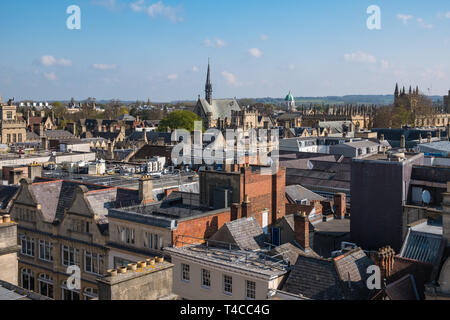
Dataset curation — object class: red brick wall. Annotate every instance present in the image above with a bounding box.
[172,209,232,247]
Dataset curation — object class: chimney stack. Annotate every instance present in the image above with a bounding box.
[374,246,395,280]
[427,132,432,143]
[139,175,154,204]
[334,193,347,219]
[28,162,42,181]
[294,212,309,249]
[400,135,406,149]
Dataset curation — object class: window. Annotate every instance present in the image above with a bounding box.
[61,281,80,301]
[39,240,53,262]
[182,264,190,282]
[113,257,135,269]
[62,246,80,267]
[84,251,102,275]
[21,269,35,291]
[18,134,22,143]
[7,134,11,143]
[246,281,256,300]
[201,269,211,288]
[126,228,135,244]
[154,234,159,249]
[223,275,233,295]
[6,111,13,119]
[38,274,53,298]
[72,219,83,233]
[20,235,35,257]
[84,287,98,300]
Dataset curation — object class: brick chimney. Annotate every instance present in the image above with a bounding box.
[294,212,309,249]
[139,175,153,204]
[231,203,242,221]
[334,193,346,219]
[242,195,252,218]
[28,162,42,181]
[373,246,395,280]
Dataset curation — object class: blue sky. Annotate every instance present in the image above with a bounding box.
[1,0,450,101]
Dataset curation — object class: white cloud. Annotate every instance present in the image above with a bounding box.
[93,64,117,70]
[260,34,269,41]
[192,66,199,72]
[44,72,57,81]
[130,0,145,12]
[397,14,413,24]
[40,55,72,67]
[288,64,295,71]
[221,71,237,85]
[91,0,124,11]
[147,1,183,22]
[381,60,390,70]
[446,12,450,19]
[204,38,227,48]
[167,73,178,80]
[344,51,377,64]
[248,48,263,58]
[416,18,433,29]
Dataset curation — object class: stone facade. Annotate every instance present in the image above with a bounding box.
[0,219,20,285]
[0,102,27,144]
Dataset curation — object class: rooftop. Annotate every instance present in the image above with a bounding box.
[165,243,289,279]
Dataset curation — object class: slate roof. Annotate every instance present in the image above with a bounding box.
[399,229,444,264]
[283,255,345,300]
[269,242,320,265]
[333,248,374,300]
[285,185,326,204]
[44,130,75,140]
[282,248,375,300]
[0,185,19,210]
[28,178,139,227]
[384,274,420,300]
[26,131,40,141]
[211,217,267,251]
[277,112,302,121]
[197,98,241,120]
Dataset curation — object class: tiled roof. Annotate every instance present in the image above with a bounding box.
[384,274,420,300]
[400,230,444,264]
[44,130,75,140]
[211,217,267,251]
[285,185,326,204]
[127,132,172,144]
[269,242,320,265]
[0,185,19,210]
[282,248,375,300]
[197,98,241,120]
[283,255,345,300]
[29,178,138,225]
[333,248,374,300]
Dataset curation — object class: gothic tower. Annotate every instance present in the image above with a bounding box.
[205,60,213,104]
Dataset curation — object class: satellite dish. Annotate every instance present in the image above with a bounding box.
[422,190,431,205]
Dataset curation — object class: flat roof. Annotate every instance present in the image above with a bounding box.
[165,244,289,278]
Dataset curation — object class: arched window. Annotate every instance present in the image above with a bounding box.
[83,287,98,300]
[21,268,35,291]
[38,274,53,298]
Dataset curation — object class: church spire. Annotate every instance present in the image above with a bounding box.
[205,58,213,104]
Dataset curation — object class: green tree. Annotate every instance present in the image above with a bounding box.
[158,110,202,132]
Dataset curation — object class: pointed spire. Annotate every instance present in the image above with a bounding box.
[395,83,399,97]
[205,58,213,104]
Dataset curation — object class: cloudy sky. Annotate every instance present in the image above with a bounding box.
[0,0,449,101]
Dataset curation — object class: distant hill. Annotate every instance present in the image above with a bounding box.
[251,95,443,106]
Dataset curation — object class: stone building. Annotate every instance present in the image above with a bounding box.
[0,99,27,144]
[9,177,141,300]
[193,62,242,129]
[0,215,20,285]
